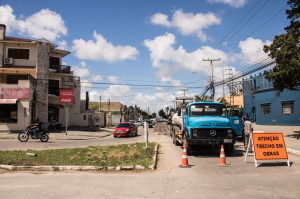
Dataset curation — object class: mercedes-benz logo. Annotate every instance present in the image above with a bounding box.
[210,130,217,136]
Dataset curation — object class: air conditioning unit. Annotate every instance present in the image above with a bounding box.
[4,58,13,65]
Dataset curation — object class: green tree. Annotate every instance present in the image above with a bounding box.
[263,0,300,91]
[89,103,99,111]
[158,109,167,119]
[141,111,149,119]
[194,95,212,102]
[151,112,157,118]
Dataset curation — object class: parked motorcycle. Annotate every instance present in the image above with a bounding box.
[48,121,62,131]
[18,125,49,142]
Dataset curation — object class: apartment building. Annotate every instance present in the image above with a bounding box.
[0,24,101,131]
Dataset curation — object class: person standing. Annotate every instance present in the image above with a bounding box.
[243,116,253,151]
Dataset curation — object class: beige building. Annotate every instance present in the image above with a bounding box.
[0,24,102,131]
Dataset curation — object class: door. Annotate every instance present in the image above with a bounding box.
[252,107,256,122]
[228,108,243,136]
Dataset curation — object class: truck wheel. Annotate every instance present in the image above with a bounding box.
[224,144,234,156]
[173,131,179,146]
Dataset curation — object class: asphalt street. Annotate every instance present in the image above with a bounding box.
[1,122,300,199]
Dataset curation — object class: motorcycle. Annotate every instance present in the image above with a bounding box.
[18,125,49,142]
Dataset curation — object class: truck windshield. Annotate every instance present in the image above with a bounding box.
[189,104,226,117]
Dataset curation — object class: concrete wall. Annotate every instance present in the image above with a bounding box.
[244,87,300,126]
[3,43,37,66]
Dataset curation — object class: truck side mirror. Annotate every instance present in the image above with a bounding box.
[177,108,181,116]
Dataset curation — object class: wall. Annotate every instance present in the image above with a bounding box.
[243,76,300,125]
[4,43,37,66]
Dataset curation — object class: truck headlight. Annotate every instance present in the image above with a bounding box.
[227,129,233,137]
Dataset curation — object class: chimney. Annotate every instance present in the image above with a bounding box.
[85,91,89,110]
[0,24,6,40]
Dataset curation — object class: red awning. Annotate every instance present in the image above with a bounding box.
[56,105,64,109]
[0,99,18,104]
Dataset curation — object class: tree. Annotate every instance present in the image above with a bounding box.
[89,103,99,111]
[263,0,300,91]
[194,95,212,102]
[165,107,170,116]
[158,109,167,119]
[151,113,157,118]
[141,111,149,119]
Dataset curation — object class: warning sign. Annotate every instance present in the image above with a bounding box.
[252,133,288,160]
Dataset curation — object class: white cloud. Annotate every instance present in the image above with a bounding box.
[150,9,221,41]
[102,85,131,99]
[234,37,272,65]
[57,40,68,50]
[207,0,248,8]
[73,62,90,78]
[144,33,228,87]
[0,5,16,33]
[132,93,157,110]
[108,76,119,83]
[91,75,103,81]
[0,5,67,41]
[72,31,139,62]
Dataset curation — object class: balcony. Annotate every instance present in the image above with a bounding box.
[49,65,71,74]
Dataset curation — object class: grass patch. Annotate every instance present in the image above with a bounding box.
[0,142,157,168]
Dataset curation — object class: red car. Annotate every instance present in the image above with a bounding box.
[113,122,138,138]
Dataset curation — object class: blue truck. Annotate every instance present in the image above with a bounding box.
[171,101,243,155]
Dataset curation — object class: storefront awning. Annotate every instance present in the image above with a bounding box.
[49,104,64,109]
[56,105,64,109]
[0,99,18,104]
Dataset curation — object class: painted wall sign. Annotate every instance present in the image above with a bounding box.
[0,88,30,99]
[59,90,74,104]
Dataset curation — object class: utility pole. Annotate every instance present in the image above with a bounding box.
[179,88,189,97]
[99,96,101,112]
[203,58,221,101]
[225,66,233,105]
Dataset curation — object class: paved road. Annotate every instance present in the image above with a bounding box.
[0,127,148,151]
[1,122,300,199]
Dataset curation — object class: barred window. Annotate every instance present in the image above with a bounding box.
[261,104,271,115]
[282,102,294,114]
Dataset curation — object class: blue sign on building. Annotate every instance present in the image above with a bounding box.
[243,74,300,126]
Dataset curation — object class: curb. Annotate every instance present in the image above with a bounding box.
[0,144,159,172]
[287,148,300,156]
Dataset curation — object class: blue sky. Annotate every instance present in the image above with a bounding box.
[0,0,290,113]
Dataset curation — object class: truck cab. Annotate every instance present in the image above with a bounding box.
[172,101,243,155]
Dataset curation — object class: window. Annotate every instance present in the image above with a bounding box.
[48,79,59,96]
[261,104,271,115]
[282,102,294,114]
[8,48,30,59]
[189,104,226,117]
[49,57,60,65]
[0,104,18,123]
[6,75,28,84]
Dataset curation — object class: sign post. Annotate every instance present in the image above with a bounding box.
[59,90,74,135]
[144,121,148,148]
[245,131,290,167]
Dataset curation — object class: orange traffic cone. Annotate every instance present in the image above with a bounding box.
[218,145,229,167]
[179,144,191,168]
